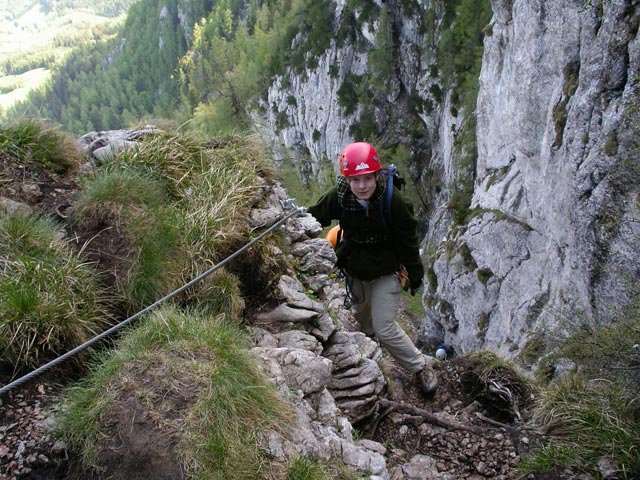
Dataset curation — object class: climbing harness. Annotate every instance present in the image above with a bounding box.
[0,199,306,397]
[340,270,365,309]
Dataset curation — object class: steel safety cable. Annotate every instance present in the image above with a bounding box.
[0,201,305,396]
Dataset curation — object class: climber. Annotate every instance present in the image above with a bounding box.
[308,142,438,395]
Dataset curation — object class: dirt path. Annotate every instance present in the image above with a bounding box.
[0,381,68,479]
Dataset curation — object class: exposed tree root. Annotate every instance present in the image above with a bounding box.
[378,399,483,434]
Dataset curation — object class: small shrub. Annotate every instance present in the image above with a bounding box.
[425,266,438,292]
[448,189,473,225]
[476,268,493,285]
[476,313,490,343]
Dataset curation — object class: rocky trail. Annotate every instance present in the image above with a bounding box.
[0,345,557,480]
[0,297,553,479]
[0,130,574,480]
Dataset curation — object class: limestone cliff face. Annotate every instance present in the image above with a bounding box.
[423,0,639,362]
[252,36,364,181]
[253,0,640,366]
[252,0,451,194]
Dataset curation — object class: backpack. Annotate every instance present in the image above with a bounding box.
[379,164,406,228]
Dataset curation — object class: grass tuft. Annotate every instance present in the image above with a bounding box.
[72,165,183,311]
[0,118,80,172]
[55,306,294,478]
[75,131,275,312]
[285,456,359,480]
[0,211,111,374]
[522,295,640,479]
[523,375,640,478]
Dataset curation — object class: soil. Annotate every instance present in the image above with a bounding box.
[0,152,81,221]
[0,151,580,480]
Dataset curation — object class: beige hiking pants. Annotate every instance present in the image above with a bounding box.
[349,273,425,374]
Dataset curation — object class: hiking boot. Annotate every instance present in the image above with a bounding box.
[416,364,438,395]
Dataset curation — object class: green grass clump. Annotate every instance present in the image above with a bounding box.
[119,131,207,198]
[523,376,640,479]
[72,130,277,316]
[0,118,79,172]
[183,268,245,321]
[516,443,577,476]
[105,131,274,273]
[0,211,110,373]
[73,165,183,311]
[521,297,640,479]
[56,305,293,479]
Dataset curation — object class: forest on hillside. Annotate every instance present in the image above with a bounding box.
[2,0,490,138]
[0,0,135,115]
[0,0,131,17]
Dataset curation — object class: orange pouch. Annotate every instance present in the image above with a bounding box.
[396,266,410,290]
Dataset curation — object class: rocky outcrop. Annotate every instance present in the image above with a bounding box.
[244,183,392,477]
[421,1,640,362]
[78,126,163,164]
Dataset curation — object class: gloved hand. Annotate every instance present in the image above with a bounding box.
[410,280,422,296]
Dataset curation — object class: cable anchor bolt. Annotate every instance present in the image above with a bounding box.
[281,198,306,216]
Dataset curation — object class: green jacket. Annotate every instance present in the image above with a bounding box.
[307,179,425,287]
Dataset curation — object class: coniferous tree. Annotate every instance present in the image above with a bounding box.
[368,4,395,95]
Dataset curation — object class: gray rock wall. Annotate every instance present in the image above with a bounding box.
[423,0,640,361]
[251,0,639,366]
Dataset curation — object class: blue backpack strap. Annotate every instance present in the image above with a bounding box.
[379,165,396,228]
[386,165,396,209]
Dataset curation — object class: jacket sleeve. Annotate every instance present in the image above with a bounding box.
[307,186,341,227]
[391,190,425,287]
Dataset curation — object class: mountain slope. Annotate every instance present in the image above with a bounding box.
[0,0,134,111]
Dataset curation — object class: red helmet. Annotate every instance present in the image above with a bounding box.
[339,142,382,177]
